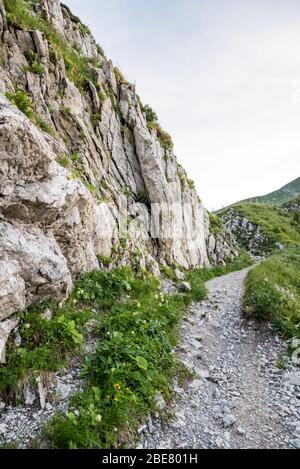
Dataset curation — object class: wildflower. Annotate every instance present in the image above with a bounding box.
[24,323,31,329]
[96,414,102,422]
[114,383,121,391]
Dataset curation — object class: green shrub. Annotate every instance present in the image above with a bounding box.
[143,104,158,124]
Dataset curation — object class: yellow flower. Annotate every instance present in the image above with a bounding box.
[114,383,121,391]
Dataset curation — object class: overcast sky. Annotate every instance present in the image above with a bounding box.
[65,0,300,210]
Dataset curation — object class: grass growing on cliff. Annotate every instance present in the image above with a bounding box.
[143,104,173,151]
[45,268,188,449]
[208,212,224,235]
[3,0,97,91]
[225,203,300,248]
[6,89,55,135]
[243,247,300,339]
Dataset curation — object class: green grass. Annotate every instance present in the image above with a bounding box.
[223,203,300,248]
[209,212,224,235]
[45,268,189,449]
[243,247,300,339]
[91,112,101,129]
[6,89,34,119]
[6,89,55,136]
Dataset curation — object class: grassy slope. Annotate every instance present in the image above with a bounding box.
[243,177,300,205]
[226,203,300,247]
[243,247,300,339]
[240,194,300,339]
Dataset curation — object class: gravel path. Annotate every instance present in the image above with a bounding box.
[139,268,300,449]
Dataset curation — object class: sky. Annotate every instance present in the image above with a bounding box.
[65,0,300,210]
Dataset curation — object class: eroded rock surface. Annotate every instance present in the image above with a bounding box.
[0,0,238,323]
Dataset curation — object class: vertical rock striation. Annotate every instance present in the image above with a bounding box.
[0,0,237,319]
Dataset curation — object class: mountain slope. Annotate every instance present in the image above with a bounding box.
[220,198,300,255]
[217,177,300,213]
[243,177,300,205]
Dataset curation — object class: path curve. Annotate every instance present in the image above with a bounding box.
[139,268,300,449]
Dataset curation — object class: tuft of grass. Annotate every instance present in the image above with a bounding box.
[143,104,158,123]
[135,190,149,205]
[142,103,173,151]
[148,121,173,151]
[243,247,300,339]
[209,212,224,235]
[114,67,130,86]
[6,89,55,135]
[57,155,71,168]
[91,112,101,129]
[24,50,45,75]
[6,89,34,119]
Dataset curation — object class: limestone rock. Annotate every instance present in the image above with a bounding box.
[0,316,19,363]
[180,282,192,292]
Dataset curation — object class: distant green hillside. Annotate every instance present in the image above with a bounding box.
[244,177,300,205]
[217,177,300,212]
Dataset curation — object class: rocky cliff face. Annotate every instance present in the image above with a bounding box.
[0,0,237,322]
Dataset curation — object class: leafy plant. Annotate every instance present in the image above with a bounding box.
[45,268,189,448]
